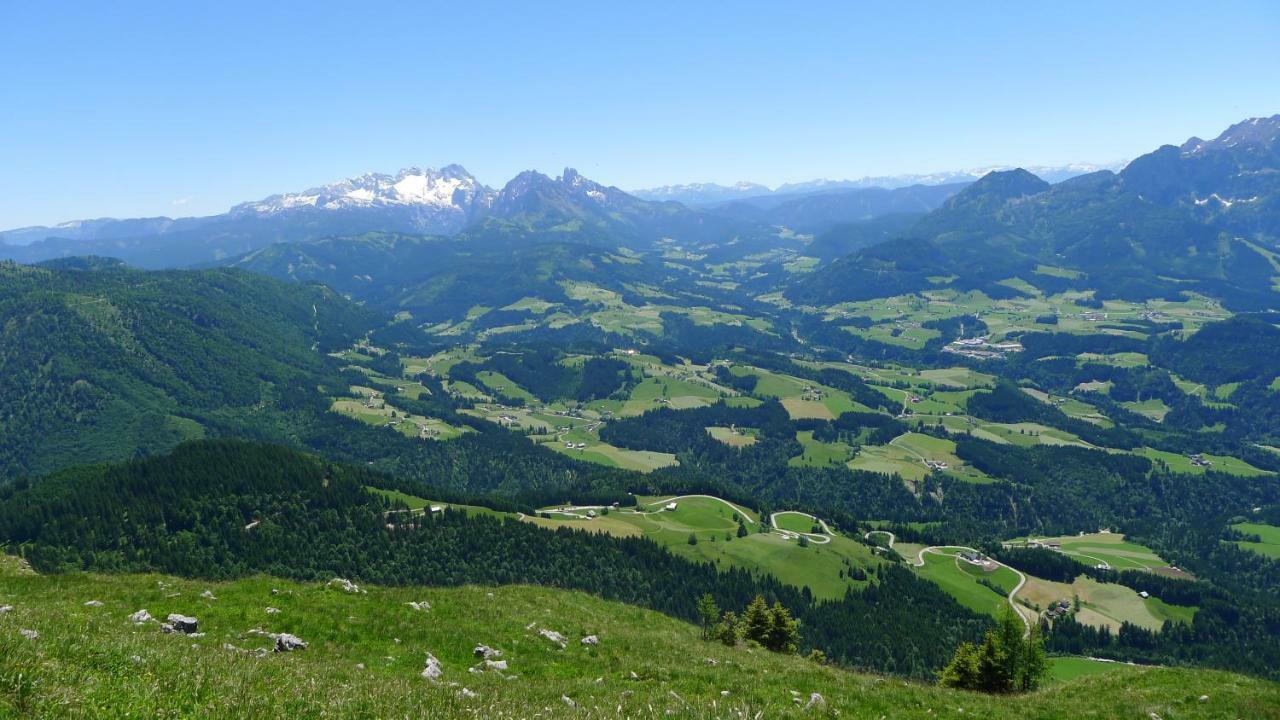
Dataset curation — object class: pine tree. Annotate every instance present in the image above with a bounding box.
[716,611,740,646]
[696,593,720,641]
[741,595,773,646]
[940,642,980,690]
[1020,622,1048,691]
[764,601,800,653]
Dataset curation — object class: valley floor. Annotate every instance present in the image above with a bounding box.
[1,562,1276,719]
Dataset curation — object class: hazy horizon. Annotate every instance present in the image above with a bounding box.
[2,1,1278,227]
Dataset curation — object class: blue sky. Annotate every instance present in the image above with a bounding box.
[1,1,1277,227]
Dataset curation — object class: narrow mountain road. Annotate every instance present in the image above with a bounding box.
[643,495,757,523]
[912,545,1032,636]
[768,511,832,544]
[863,529,896,549]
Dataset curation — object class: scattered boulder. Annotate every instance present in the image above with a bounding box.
[84,600,104,607]
[484,659,508,672]
[273,633,308,652]
[581,634,599,646]
[458,688,478,699]
[628,671,640,680]
[19,629,38,640]
[804,693,826,710]
[421,653,444,682]
[327,578,365,594]
[0,605,12,614]
[200,590,217,600]
[561,695,577,709]
[704,657,718,666]
[538,628,567,648]
[473,645,503,660]
[1199,695,1209,702]
[128,609,154,624]
[165,614,199,634]
[355,663,365,670]
[265,607,281,615]
[408,601,431,612]
[721,690,730,697]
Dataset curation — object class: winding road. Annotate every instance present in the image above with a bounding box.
[768,511,832,544]
[912,545,1032,636]
[642,495,757,523]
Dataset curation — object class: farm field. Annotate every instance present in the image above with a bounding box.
[366,488,508,520]
[730,366,873,419]
[911,551,1010,618]
[706,425,757,447]
[848,443,928,482]
[969,422,1092,448]
[526,496,878,600]
[1010,533,1173,572]
[789,431,854,467]
[1017,574,1191,632]
[1136,447,1269,477]
[1121,398,1171,422]
[1231,522,1280,559]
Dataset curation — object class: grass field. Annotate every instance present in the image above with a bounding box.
[1013,533,1172,572]
[911,551,1010,618]
[526,497,876,600]
[366,488,508,520]
[3,558,1273,719]
[788,431,854,467]
[1137,448,1269,477]
[1231,522,1280,559]
[1121,398,1171,422]
[1044,656,1125,685]
[848,443,928,481]
[474,371,538,403]
[970,422,1092,449]
[706,426,757,447]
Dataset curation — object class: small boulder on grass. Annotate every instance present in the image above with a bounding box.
[473,644,502,660]
[581,634,599,646]
[421,653,444,682]
[538,628,567,648]
[273,634,308,652]
[19,629,38,640]
[165,614,198,634]
[128,609,154,624]
[84,600,104,607]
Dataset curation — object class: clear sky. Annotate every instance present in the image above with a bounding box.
[1,1,1278,228]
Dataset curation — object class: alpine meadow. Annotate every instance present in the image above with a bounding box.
[2,3,1279,718]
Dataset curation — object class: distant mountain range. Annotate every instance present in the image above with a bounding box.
[0,164,964,268]
[787,115,1280,310]
[632,163,1124,205]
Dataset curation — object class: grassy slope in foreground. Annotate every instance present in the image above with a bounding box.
[1,563,1276,719]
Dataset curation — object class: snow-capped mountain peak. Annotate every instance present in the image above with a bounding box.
[233,164,494,215]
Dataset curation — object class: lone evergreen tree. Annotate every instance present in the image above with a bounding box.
[696,593,720,641]
[741,595,773,646]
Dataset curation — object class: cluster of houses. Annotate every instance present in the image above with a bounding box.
[1188,453,1213,468]
[801,385,826,402]
[925,459,950,471]
[564,441,588,450]
[1043,599,1072,621]
[943,336,1023,360]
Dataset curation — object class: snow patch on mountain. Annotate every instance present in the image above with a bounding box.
[234,165,494,215]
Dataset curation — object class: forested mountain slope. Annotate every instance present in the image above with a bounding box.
[787,117,1280,309]
[0,261,377,479]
